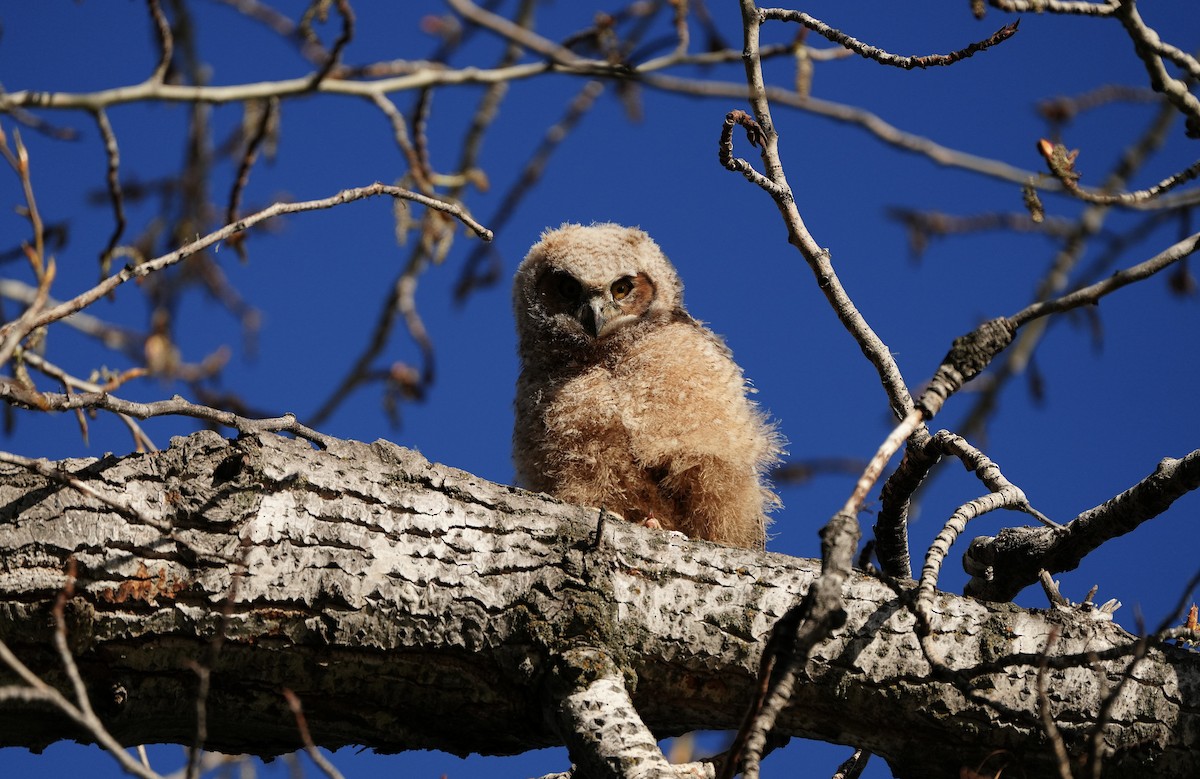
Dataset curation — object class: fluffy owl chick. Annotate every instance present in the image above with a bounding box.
[512,223,782,549]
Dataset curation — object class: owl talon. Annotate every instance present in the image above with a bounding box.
[640,515,663,531]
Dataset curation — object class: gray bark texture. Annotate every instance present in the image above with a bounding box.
[0,430,1196,778]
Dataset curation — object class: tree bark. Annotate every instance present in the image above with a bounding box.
[0,431,1195,778]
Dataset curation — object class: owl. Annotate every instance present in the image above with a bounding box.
[512,223,782,549]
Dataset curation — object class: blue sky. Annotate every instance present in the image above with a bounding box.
[0,2,1197,777]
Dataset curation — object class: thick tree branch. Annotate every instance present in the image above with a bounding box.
[0,431,1195,779]
[550,648,677,779]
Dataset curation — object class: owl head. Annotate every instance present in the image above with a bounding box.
[513,223,684,362]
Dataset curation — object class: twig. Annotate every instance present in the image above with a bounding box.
[0,127,47,280]
[367,92,430,191]
[455,80,605,301]
[1037,138,1200,205]
[772,456,867,484]
[1036,628,1075,779]
[307,0,355,89]
[446,0,594,68]
[0,565,164,779]
[0,28,1097,203]
[216,0,330,64]
[0,183,491,356]
[888,208,1077,259]
[1038,84,1160,128]
[986,0,1117,14]
[283,689,348,779]
[718,109,783,196]
[93,108,127,274]
[1010,230,1200,327]
[308,241,421,428]
[411,87,435,191]
[0,126,56,370]
[0,450,167,530]
[146,0,174,84]
[723,13,915,422]
[18,350,155,449]
[650,70,1060,189]
[954,97,1179,449]
[0,380,334,447]
[763,9,1019,69]
[224,96,279,260]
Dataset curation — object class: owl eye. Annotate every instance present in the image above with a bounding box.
[554,273,581,301]
[611,277,634,300]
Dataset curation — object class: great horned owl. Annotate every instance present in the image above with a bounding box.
[512,223,782,549]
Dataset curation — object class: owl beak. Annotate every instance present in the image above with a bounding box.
[578,296,621,338]
[578,297,608,338]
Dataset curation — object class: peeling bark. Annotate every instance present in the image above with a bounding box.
[0,431,1196,778]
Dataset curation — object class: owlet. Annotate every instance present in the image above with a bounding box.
[512,223,782,549]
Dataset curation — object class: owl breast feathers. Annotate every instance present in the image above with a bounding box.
[512,223,783,549]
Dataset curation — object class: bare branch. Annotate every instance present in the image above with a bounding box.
[724,11,915,424]
[0,380,333,447]
[1114,0,1200,137]
[1010,230,1200,327]
[763,9,1019,69]
[1037,138,1200,205]
[224,97,279,261]
[718,109,780,195]
[283,690,347,779]
[0,183,491,366]
[216,0,330,65]
[0,564,164,779]
[966,448,1200,601]
[985,0,1117,16]
[307,0,354,89]
[91,108,128,275]
[913,431,1056,624]
[446,0,594,68]
[456,80,605,302]
[146,0,174,84]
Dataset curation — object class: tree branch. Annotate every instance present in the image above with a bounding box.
[0,182,492,367]
[0,431,1195,778]
[966,448,1200,601]
[762,10,1019,69]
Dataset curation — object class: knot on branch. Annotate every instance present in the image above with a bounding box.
[918,317,1016,418]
